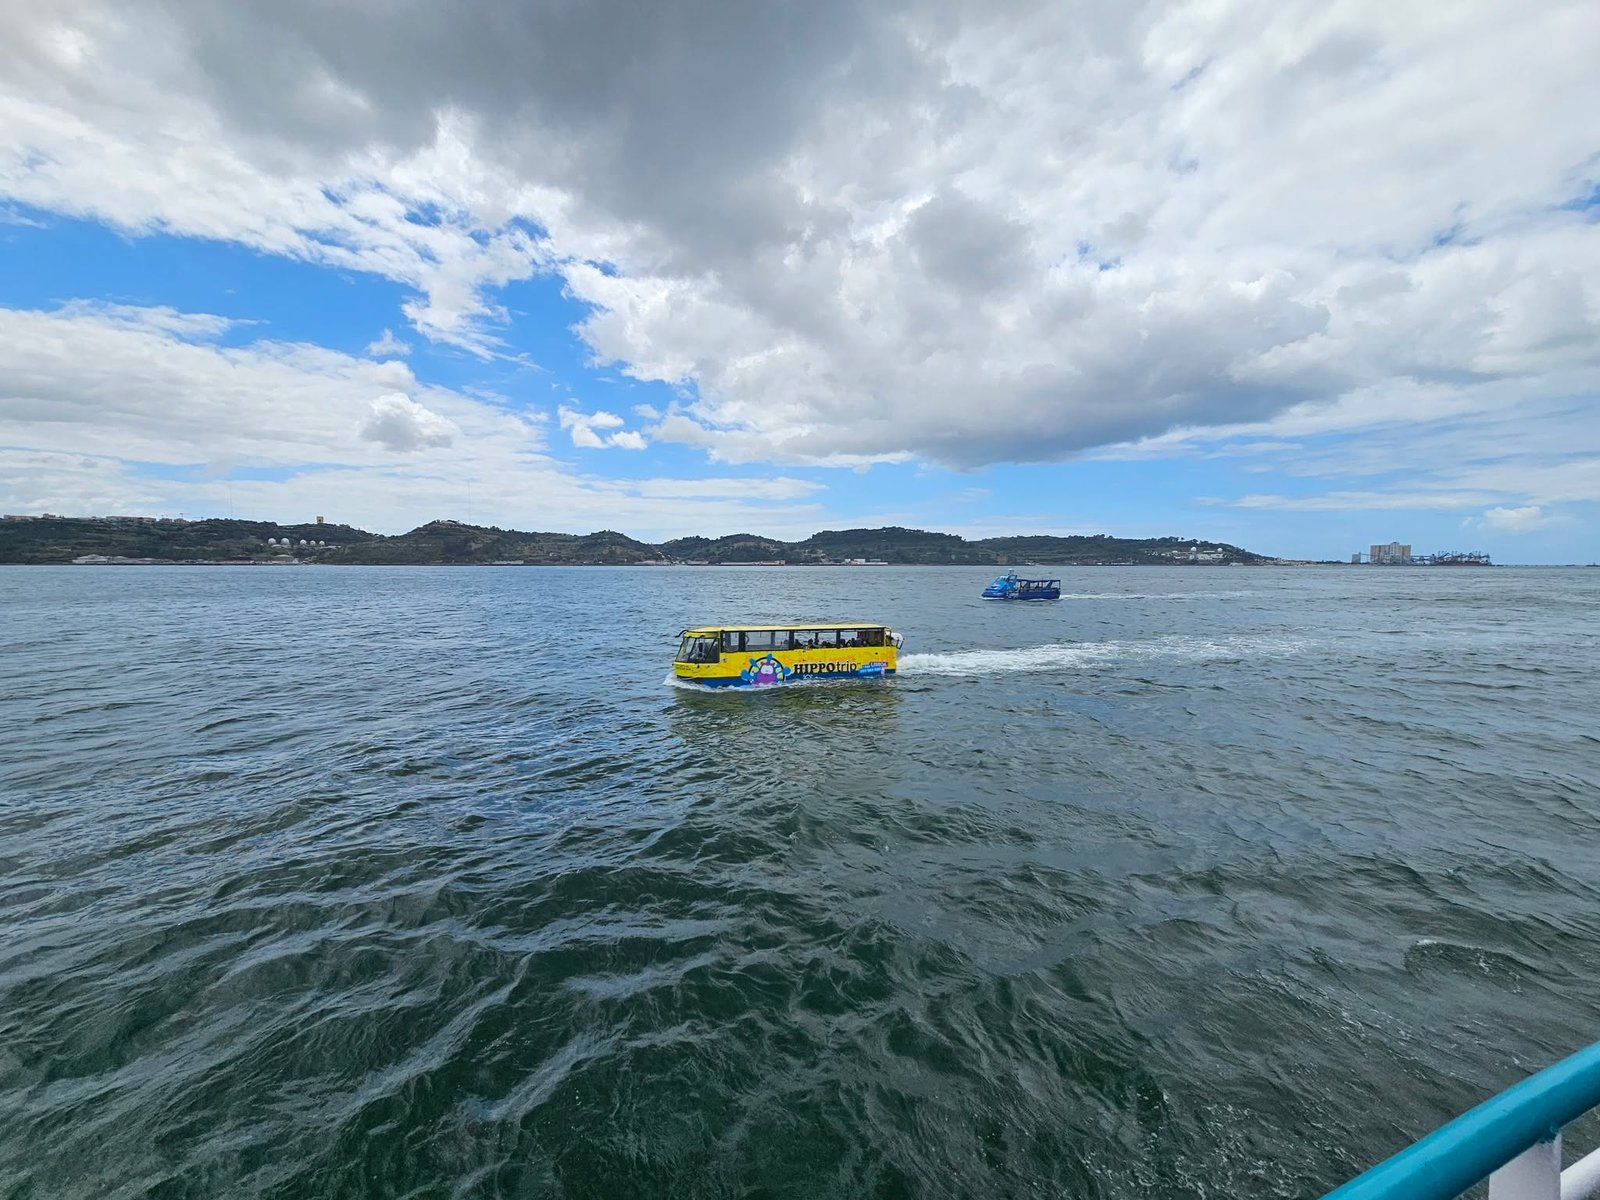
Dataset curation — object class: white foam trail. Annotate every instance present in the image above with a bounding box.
[1050,590,1258,601]
[664,673,747,694]
[899,635,1308,678]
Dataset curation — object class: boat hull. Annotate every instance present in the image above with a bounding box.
[674,647,896,687]
[678,666,895,688]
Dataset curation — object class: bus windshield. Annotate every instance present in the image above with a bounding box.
[676,635,721,663]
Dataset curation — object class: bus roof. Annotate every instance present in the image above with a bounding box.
[680,622,887,636]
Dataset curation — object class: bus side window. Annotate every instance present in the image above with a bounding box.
[862,629,884,647]
[812,630,837,648]
[722,631,740,653]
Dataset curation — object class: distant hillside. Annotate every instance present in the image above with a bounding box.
[797,526,971,562]
[0,515,373,563]
[657,533,790,562]
[973,533,1260,566]
[1,514,1268,566]
[315,523,1266,566]
[318,521,661,565]
[790,527,1264,565]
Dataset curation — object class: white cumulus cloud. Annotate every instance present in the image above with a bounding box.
[608,429,647,451]
[1478,505,1553,532]
[0,302,834,537]
[0,0,1596,509]
[365,328,412,357]
[359,393,457,452]
[558,404,642,450]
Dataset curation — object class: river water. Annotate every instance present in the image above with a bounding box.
[3,564,1598,1198]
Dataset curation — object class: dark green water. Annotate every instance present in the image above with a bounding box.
[3,565,1598,1199]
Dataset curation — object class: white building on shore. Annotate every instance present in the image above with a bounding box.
[1370,541,1412,564]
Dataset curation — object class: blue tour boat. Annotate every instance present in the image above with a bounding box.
[981,571,1061,601]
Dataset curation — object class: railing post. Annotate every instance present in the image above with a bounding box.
[1561,1146,1600,1200]
[1490,1135,1562,1200]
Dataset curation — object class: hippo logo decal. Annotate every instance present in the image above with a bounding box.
[740,653,793,686]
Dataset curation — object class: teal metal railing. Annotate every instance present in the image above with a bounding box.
[1324,1041,1600,1200]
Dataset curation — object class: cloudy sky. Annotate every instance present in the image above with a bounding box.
[2,1,1596,560]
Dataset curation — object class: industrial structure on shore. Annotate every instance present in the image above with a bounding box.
[1352,541,1492,566]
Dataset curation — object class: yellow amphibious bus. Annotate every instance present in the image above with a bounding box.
[673,623,902,688]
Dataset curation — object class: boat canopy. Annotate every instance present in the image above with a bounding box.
[680,622,890,636]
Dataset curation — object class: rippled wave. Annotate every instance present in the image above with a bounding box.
[2,564,1598,1198]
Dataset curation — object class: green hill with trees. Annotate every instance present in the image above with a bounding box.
[316,521,660,565]
[0,516,372,563]
[0,514,1268,565]
[657,533,791,562]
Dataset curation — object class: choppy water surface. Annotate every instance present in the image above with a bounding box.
[3,565,1599,1198]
